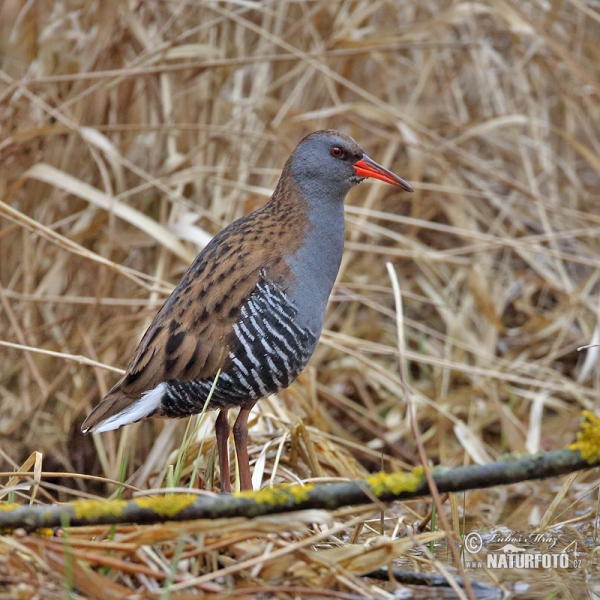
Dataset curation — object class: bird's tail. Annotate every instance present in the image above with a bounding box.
[81,381,166,433]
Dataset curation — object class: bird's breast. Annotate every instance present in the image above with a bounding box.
[282,201,346,335]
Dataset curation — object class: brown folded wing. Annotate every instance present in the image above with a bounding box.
[82,240,267,430]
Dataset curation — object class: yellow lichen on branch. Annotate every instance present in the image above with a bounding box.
[70,494,198,522]
[134,494,196,517]
[235,482,313,504]
[73,499,128,520]
[366,468,424,497]
[569,411,600,464]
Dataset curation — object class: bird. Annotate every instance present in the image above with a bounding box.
[81,129,413,493]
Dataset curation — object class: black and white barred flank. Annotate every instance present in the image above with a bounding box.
[159,279,317,418]
[90,280,317,431]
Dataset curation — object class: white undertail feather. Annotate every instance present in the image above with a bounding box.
[88,383,167,433]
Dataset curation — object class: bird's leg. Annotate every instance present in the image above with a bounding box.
[233,403,256,491]
[215,409,231,493]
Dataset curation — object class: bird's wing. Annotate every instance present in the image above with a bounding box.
[119,265,261,395]
[81,215,295,431]
[81,186,310,433]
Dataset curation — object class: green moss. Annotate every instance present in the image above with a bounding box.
[366,468,424,497]
[569,411,600,464]
[134,494,196,517]
[72,499,127,520]
[234,483,313,505]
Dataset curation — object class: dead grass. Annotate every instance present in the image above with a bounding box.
[1,0,600,597]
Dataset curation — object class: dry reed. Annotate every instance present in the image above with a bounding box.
[1,0,600,597]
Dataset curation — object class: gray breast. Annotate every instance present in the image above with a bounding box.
[284,200,346,334]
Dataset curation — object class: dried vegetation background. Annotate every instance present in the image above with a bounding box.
[1,0,600,598]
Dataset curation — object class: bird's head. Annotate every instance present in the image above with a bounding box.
[289,130,413,201]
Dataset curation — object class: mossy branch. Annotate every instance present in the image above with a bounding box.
[2,414,599,532]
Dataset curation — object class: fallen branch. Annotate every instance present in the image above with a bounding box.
[1,411,599,532]
[365,567,500,597]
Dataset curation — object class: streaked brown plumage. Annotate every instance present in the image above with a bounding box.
[87,175,306,420]
[82,130,412,492]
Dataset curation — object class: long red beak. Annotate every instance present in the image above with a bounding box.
[354,155,413,192]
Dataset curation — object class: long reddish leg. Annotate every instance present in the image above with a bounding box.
[233,404,256,491]
[215,410,231,493]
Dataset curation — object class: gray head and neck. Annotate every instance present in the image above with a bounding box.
[274,130,412,336]
[282,131,362,333]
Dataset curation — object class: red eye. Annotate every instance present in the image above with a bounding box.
[331,147,343,158]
